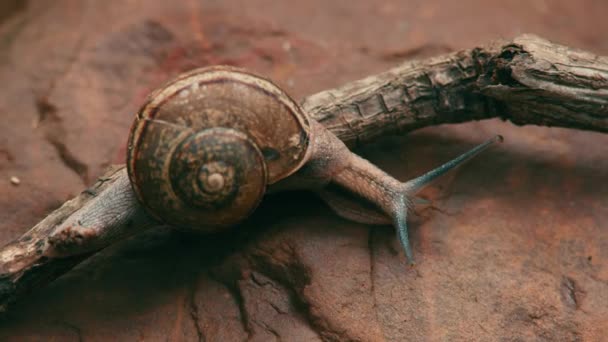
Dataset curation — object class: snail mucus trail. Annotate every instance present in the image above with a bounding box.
[127,66,502,265]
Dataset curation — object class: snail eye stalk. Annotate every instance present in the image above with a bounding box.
[395,135,503,265]
[403,135,504,194]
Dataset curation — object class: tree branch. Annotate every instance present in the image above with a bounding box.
[0,167,158,312]
[305,34,608,147]
[1,34,606,312]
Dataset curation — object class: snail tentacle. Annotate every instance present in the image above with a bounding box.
[394,196,414,266]
[321,134,502,264]
[403,135,504,194]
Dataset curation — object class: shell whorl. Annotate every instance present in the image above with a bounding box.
[127,66,311,230]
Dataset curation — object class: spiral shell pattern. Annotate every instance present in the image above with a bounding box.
[127,66,311,230]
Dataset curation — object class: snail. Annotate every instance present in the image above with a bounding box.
[127,66,502,265]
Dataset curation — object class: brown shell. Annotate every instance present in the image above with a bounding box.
[126,66,311,230]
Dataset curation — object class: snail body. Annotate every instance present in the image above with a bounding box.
[126,66,502,264]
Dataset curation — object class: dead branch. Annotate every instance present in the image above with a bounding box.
[306,34,607,147]
[1,34,606,313]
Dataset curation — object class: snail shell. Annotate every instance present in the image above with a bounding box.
[127,66,311,231]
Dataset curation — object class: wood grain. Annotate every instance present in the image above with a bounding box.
[1,34,606,313]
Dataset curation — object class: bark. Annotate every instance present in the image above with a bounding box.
[1,34,607,313]
[305,34,608,147]
[0,166,158,312]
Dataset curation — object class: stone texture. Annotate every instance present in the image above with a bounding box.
[0,1,607,341]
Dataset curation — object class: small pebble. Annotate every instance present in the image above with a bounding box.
[10,176,20,186]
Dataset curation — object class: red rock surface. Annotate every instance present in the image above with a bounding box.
[0,1,607,341]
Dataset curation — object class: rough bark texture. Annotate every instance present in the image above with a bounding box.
[0,166,158,312]
[2,33,606,316]
[1,1,607,341]
[305,34,608,147]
